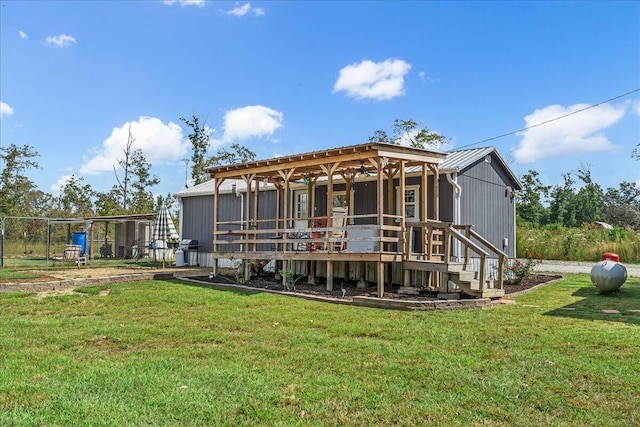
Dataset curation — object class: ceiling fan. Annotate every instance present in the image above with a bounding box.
[355,160,371,176]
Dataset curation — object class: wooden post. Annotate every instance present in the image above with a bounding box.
[242,174,255,254]
[275,182,282,251]
[398,160,406,286]
[421,165,428,254]
[429,164,439,221]
[479,255,486,292]
[377,163,385,297]
[327,260,334,291]
[253,177,260,252]
[377,261,385,297]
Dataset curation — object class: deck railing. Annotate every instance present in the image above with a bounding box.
[213,213,404,255]
[214,216,507,291]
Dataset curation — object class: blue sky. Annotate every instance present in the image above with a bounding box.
[1,0,639,200]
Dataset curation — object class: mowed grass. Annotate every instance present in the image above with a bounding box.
[1,276,638,426]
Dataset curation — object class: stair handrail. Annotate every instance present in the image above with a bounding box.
[404,220,508,291]
[451,224,508,289]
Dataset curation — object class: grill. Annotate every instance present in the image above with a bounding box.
[178,239,201,266]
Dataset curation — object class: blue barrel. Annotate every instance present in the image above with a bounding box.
[72,232,87,255]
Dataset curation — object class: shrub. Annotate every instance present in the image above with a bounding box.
[505,247,541,284]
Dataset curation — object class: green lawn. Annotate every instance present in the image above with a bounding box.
[1,275,638,426]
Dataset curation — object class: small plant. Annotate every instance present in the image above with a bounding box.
[232,260,250,285]
[504,247,542,284]
[278,268,305,291]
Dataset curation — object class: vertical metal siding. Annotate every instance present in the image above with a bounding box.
[439,179,454,222]
[181,195,215,252]
[458,155,516,258]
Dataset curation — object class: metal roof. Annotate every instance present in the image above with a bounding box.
[440,147,496,172]
[412,146,521,189]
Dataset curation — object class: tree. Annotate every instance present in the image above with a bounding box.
[0,144,41,217]
[516,170,550,225]
[573,165,604,225]
[128,149,160,213]
[110,127,160,213]
[603,181,640,227]
[113,126,135,210]
[181,115,214,186]
[209,142,256,167]
[94,187,125,216]
[548,173,577,227]
[57,175,95,217]
[368,119,446,149]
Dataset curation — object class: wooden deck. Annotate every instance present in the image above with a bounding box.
[213,216,506,298]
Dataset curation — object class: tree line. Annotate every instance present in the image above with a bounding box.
[517,147,639,229]
[2,113,637,231]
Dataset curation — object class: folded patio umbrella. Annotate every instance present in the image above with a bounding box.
[152,202,179,267]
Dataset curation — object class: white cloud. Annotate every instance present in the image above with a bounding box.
[513,103,627,163]
[220,106,284,142]
[0,101,14,117]
[19,30,28,39]
[45,34,76,48]
[418,71,438,84]
[80,116,188,176]
[163,0,205,7]
[333,58,411,101]
[225,2,265,17]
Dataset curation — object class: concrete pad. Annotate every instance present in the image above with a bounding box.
[602,309,621,314]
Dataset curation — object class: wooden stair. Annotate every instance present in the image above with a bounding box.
[447,269,504,299]
[404,221,507,299]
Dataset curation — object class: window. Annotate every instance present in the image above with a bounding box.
[333,192,347,209]
[294,191,308,219]
[397,185,420,220]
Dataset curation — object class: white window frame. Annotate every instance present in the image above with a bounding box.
[397,185,420,220]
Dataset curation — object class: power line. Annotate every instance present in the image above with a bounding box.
[455,88,640,150]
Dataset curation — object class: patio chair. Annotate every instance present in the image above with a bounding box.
[323,206,348,251]
[57,244,86,267]
[100,243,113,258]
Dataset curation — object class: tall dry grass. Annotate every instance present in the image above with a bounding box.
[517,224,639,263]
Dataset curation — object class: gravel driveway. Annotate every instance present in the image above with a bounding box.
[534,260,640,278]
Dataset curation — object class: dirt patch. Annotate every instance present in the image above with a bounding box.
[0,267,172,285]
[0,273,61,284]
[35,288,78,299]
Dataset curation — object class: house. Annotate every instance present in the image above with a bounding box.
[176,143,522,298]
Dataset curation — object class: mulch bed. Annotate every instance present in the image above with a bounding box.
[200,272,563,300]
